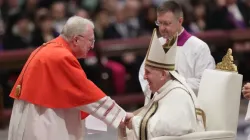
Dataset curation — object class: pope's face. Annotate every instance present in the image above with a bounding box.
[157,11,182,39]
[144,66,167,93]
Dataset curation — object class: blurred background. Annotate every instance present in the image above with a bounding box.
[0,0,250,139]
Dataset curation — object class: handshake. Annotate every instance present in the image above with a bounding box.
[120,112,134,129]
[118,112,134,139]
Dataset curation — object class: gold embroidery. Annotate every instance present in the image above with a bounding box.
[216,48,238,72]
[15,85,22,98]
[196,108,206,128]
[140,102,158,140]
[15,42,53,99]
[145,61,175,71]
[162,35,177,53]
[182,88,206,129]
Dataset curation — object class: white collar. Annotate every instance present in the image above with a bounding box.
[158,79,173,93]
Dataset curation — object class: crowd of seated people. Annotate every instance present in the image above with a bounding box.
[0,0,250,109]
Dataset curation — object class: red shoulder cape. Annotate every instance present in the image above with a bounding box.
[10,36,106,119]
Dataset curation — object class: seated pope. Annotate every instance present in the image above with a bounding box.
[120,29,206,140]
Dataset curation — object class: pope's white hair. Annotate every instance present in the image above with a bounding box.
[61,16,94,40]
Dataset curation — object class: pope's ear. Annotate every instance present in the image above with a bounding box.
[178,17,183,25]
[161,70,167,79]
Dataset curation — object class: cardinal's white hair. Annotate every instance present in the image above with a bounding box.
[61,16,94,40]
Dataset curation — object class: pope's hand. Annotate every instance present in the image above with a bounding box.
[126,118,133,130]
[125,112,134,123]
[125,112,133,129]
[119,112,134,127]
[243,83,250,99]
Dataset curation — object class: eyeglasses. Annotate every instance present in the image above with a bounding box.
[155,21,171,27]
[78,35,95,46]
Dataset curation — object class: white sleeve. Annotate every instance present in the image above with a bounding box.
[148,88,197,137]
[77,96,126,128]
[186,43,215,94]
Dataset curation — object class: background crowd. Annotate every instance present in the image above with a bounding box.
[0,0,250,109]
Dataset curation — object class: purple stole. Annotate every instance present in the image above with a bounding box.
[177,29,192,47]
[227,11,246,29]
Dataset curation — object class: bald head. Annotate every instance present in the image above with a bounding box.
[61,16,94,40]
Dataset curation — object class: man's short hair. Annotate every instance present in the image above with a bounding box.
[61,16,94,40]
[157,1,183,18]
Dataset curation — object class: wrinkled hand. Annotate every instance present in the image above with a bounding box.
[119,112,134,128]
[125,112,133,129]
[125,112,134,123]
[118,113,131,138]
[126,118,133,130]
[243,83,250,99]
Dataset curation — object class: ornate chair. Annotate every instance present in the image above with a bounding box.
[152,49,243,140]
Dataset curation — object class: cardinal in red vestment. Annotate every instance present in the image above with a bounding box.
[8,16,133,140]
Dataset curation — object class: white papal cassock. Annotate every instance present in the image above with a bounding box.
[121,29,205,140]
[126,79,205,140]
[139,28,215,105]
[8,96,125,140]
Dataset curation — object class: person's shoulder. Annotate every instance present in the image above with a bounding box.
[171,80,188,92]
[188,35,208,47]
[42,42,76,63]
[161,83,191,103]
[185,34,211,53]
[160,80,188,95]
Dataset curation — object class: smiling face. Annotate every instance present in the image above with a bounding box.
[144,65,170,93]
[157,11,183,39]
[156,1,184,39]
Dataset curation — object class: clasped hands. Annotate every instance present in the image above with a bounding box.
[120,112,134,129]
